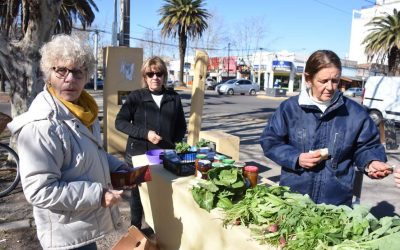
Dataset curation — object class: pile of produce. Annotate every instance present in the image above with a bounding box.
[191,166,246,211]
[191,170,400,249]
[175,141,191,153]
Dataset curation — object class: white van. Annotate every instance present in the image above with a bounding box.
[362,76,400,124]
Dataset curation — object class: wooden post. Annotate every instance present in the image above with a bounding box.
[187,50,209,146]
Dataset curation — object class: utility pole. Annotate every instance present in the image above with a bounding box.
[138,24,155,57]
[94,30,99,91]
[227,42,231,78]
[119,0,130,46]
[111,0,118,46]
[258,48,263,85]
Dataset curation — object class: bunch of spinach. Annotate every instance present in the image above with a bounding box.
[221,185,400,250]
[196,138,211,148]
[191,167,246,211]
[175,141,191,153]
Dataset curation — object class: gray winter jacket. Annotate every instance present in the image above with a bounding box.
[7,88,124,249]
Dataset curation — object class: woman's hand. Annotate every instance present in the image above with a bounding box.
[366,161,392,179]
[147,130,162,145]
[298,151,322,169]
[101,189,123,208]
[394,168,400,188]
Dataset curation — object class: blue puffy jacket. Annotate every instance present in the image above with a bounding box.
[260,89,386,206]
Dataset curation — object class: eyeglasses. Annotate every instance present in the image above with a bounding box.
[52,67,85,79]
[145,72,164,78]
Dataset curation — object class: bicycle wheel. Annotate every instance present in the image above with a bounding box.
[0,142,20,198]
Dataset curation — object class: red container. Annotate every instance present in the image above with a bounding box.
[243,166,259,188]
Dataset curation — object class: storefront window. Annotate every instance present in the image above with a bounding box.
[294,75,302,91]
[273,75,289,89]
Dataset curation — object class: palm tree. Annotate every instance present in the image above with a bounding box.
[0,0,97,117]
[159,0,210,84]
[363,8,400,76]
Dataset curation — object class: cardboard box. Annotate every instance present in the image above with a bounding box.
[112,226,159,250]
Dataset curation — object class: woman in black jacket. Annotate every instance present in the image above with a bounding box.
[115,56,187,230]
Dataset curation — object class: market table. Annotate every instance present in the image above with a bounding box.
[138,164,276,250]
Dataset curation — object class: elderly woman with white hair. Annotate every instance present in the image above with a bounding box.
[7,34,128,250]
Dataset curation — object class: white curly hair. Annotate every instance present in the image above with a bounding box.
[40,34,95,81]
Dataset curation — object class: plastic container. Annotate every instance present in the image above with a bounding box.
[178,151,197,162]
[214,154,227,162]
[145,149,164,165]
[222,158,235,166]
[233,161,245,173]
[211,162,224,168]
[195,154,207,177]
[197,160,211,179]
[243,165,259,188]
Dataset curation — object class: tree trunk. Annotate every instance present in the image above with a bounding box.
[0,69,5,92]
[178,28,187,85]
[0,0,62,118]
[388,46,400,76]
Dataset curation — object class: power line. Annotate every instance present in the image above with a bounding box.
[311,0,351,15]
[72,26,277,54]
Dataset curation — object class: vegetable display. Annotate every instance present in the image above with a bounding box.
[192,178,400,249]
[191,167,246,211]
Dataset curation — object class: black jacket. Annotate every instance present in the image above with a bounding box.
[115,88,187,161]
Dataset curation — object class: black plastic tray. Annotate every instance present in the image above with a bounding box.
[162,158,196,176]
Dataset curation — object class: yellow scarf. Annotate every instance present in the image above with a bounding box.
[48,85,99,128]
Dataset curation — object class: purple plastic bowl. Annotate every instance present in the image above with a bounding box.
[145,149,164,165]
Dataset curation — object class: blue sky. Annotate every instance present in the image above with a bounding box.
[91,0,374,58]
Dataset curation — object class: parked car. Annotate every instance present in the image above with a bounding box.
[362,76,400,125]
[215,79,260,95]
[85,78,104,90]
[166,80,175,90]
[343,87,363,97]
[205,77,217,90]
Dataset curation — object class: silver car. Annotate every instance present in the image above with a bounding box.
[343,87,363,97]
[216,79,260,95]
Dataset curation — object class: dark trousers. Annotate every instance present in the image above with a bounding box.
[125,152,144,228]
[130,185,143,228]
[72,242,97,250]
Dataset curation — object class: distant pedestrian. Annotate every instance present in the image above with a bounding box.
[260,49,392,206]
[7,34,133,250]
[115,56,186,231]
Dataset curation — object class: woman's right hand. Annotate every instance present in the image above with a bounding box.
[101,189,123,208]
[298,151,322,169]
[147,130,162,145]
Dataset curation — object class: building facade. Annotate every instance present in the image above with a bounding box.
[349,0,400,64]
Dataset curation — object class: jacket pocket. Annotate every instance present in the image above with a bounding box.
[49,209,72,224]
[57,211,71,224]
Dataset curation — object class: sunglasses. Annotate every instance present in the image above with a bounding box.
[145,72,164,78]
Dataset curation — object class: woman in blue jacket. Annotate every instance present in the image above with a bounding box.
[260,50,392,206]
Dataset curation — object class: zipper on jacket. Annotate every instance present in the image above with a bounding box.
[331,132,339,169]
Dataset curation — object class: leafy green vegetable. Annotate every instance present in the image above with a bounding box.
[191,167,246,212]
[175,141,191,153]
[196,138,210,148]
[191,170,400,249]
